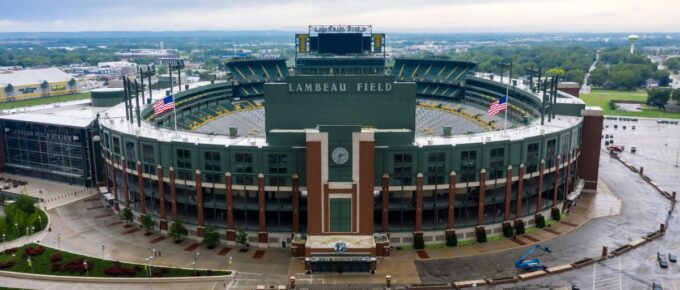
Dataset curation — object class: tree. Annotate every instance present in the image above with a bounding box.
[201,226,220,249]
[236,228,248,248]
[588,67,608,87]
[15,195,36,216]
[4,84,13,98]
[140,214,156,235]
[68,78,77,93]
[121,208,133,225]
[647,88,671,109]
[666,57,680,72]
[672,88,680,102]
[546,68,566,76]
[169,219,188,242]
[40,80,50,97]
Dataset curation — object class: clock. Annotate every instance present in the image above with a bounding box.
[331,147,350,165]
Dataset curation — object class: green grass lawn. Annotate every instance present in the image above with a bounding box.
[0,243,229,278]
[0,92,91,110]
[581,89,680,119]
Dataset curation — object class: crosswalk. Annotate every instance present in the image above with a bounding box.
[592,257,622,290]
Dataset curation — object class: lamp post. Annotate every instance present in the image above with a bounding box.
[192,251,199,276]
[2,233,5,243]
[83,259,89,276]
[101,242,106,259]
[25,226,30,243]
[146,256,154,290]
[27,257,33,273]
[14,222,18,236]
[38,216,42,230]
[57,234,62,249]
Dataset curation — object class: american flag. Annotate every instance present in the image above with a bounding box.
[488,95,508,116]
[153,95,174,115]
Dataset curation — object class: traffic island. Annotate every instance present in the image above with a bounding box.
[0,243,229,278]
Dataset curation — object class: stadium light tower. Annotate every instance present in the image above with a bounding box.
[628,35,639,54]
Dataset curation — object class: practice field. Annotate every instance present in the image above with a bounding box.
[580,89,680,119]
[0,92,91,110]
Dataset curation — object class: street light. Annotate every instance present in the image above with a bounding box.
[37,216,42,230]
[192,251,199,276]
[145,256,154,290]
[83,259,89,276]
[25,226,30,243]
[101,242,106,259]
[57,234,62,249]
[27,257,33,273]
[2,233,5,243]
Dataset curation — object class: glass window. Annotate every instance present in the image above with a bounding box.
[329,198,352,232]
[546,139,557,168]
[176,148,193,180]
[393,153,413,186]
[489,148,505,179]
[204,151,221,183]
[112,136,121,154]
[426,152,446,184]
[460,150,477,182]
[527,143,539,172]
[268,154,288,186]
[142,144,155,164]
[235,153,254,185]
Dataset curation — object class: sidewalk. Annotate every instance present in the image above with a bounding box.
[0,173,94,210]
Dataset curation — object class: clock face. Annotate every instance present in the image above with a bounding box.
[331,147,350,165]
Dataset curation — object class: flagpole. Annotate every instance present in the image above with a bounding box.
[504,62,511,131]
[172,92,178,134]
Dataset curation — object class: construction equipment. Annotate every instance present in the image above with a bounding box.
[515,244,552,271]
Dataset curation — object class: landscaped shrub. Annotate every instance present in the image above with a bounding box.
[4,247,18,254]
[502,223,514,238]
[104,261,139,277]
[413,235,425,249]
[62,258,91,274]
[50,253,63,263]
[23,245,45,257]
[476,228,487,243]
[50,262,62,272]
[446,233,458,247]
[551,208,562,221]
[0,260,15,269]
[536,215,546,228]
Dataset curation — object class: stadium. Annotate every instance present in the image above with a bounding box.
[44,26,601,272]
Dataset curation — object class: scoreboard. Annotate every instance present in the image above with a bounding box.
[296,25,385,55]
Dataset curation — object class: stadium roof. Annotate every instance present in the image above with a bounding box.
[0,67,73,87]
[0,99,107,128]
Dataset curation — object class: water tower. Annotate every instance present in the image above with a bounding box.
[628,35,639,54]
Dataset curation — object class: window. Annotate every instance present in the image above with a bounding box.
[489,148,505,179]
[393,153,413,186]
[142,144,155,164]
[103,132,110,150]
[460,150,477,182]
[112,136,121,154]
[235,153,254,185]
[560,133,570,162]
[204,151,221,183]
[268,154,288,186]
[426,152,446,184]
[329,198,352,232]
[527,143,539,172]
[176,149,192,180]
[546,139,557,168]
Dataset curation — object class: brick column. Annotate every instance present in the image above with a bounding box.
[111,157,118,211]
[257,173,267,245]
[564,153,572,195]
[580,109,603,191]
[121,157,129,208]
[446,171,457,239]
[477,169,486,226]
[536,160,545,220]
[136,161,145,214]
[292,174,300,233]
[225,172,235,242]
[553,156,561,208]
[169,167,177,220]
[514,164,525,228]
[157,165,167,230]
[381,173,389,232]
[102,154,110,189]
[195,170,205,236]
[503,165,513,222]
[413,173,424,243]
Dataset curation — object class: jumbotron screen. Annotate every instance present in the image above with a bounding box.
[317,33,365,55]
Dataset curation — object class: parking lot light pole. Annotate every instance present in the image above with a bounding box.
[57,234,62,249]
[101,242,106,259]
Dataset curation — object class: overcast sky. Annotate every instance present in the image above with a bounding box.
[0,0,677,33]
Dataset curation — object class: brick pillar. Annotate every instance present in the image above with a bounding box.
[195,170,205,237]
[292,174,300,233]
[102,154,109,189]
[564,153,572,196]
[169,167,177,220]
[477,169,486,226]
[446,171,457,239]
[111,157,118,210]
[121,157,129,208]
[503,165,513,222]
[157,165,167,230]
[580,109,603,191]
[381,173,389,232]
[136,161,145,214]
[225,172,235,242]
[514,163,525,227]
[415,173,424,232]
[257,173,268,245]
[536,160,545,219]
[553,156,560,207]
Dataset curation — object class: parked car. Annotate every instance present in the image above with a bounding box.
[632,126,636,130]
[669,253,677,263]
[659,257,669,268]
[608,145,624,152]
[653,281,663,290]
[631,145,637,153]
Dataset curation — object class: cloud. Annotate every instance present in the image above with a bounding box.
[0,0,679,32]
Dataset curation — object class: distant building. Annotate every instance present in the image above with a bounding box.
[0,67,77,102]
[557,82,581,98]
